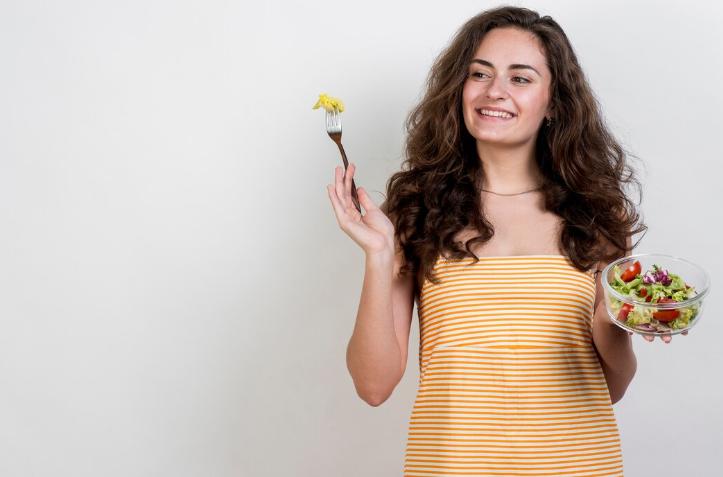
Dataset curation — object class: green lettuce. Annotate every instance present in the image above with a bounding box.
[626,307,653,326]
[669,305,699,330]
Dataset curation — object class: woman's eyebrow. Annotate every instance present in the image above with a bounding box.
[470,58,541,77]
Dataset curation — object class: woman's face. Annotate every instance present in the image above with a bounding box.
[462,27,553,148]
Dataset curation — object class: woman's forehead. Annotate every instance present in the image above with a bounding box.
[472,28,548,72]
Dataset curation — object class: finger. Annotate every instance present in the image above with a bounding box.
[682,330,689,336]
[661,335,671,344]
[334,166,347,209]
[327,183,369,237]
[627,331,633,336]
[357,186,377,212]
[327,183,346,221]
[643,335,654,342]
[343,163,355,208]
[328,180,354,224]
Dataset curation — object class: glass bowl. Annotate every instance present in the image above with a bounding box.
[601,253,710,336]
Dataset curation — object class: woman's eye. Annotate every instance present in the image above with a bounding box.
[469,72,489,79]
[469,72,530,84]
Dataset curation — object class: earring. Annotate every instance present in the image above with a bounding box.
[546,116,553,126]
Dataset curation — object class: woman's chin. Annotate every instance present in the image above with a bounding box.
[470,129,538,147]
[473,133,513,144]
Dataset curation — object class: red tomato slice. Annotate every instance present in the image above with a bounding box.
[653,310,680,322]
[620,260,641,282]
[618,303,634,322]
[653,297,680,321]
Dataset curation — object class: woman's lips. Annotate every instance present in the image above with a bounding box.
[476,108,516,121]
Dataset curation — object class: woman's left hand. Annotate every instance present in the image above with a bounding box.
[627,329,688,343]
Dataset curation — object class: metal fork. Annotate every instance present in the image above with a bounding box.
[325,110,362,213]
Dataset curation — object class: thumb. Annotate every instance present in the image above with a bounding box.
[357,187,377,211]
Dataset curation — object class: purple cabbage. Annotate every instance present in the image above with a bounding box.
[646,264,672,286]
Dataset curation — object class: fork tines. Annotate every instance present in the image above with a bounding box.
[325,110,341,133]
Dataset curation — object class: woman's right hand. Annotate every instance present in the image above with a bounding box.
[326,163,395,257]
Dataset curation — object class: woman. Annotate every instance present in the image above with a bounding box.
[327,6,682,476]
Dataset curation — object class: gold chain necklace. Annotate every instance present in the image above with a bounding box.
[480,185,543,196]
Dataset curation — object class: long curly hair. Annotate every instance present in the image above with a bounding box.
[379,5,647,301]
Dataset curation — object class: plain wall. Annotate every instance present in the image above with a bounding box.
[1,0,721,476]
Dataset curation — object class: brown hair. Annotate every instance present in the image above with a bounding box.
[379,5,647,300]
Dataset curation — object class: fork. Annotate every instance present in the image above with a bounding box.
[325,110,362,213]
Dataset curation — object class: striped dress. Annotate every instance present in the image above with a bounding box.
[404,255,624,477]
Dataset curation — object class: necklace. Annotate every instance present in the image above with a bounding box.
[480,185,543,196]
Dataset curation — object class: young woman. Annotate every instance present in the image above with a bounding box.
[327,6,683,476]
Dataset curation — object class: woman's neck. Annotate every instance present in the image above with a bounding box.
[476,142,543,194]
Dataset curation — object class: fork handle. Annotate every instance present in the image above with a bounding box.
[335,142,362,213]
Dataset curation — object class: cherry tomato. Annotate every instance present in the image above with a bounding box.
[620,260,641,282]
[637,287,652,302]
[653,297,680,322]
[618,303,634,322]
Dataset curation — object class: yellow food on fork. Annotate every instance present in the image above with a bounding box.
[312,93,344,113]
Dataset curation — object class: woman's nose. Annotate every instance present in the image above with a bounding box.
[485,75,508,100]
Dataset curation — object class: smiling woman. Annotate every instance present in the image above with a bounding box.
[327,4,651,477]
[379,7,647,293]
[462,27,553,161]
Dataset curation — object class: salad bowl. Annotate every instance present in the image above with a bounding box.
[601,253,710,336]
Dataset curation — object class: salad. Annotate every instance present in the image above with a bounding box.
[608,260,700,333]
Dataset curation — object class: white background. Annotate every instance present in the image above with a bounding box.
[1,1,721,476]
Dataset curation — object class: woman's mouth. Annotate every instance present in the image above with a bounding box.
[476,108,516,121]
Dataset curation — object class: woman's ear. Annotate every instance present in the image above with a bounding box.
[545,103,555,121]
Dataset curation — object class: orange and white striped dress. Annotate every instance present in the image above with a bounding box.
[404,255,624,477]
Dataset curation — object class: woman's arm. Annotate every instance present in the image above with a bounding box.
[591,237,637,404]
[591,299,637,404]
[346,248,415,407]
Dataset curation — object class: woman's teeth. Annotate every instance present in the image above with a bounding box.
[477,109,514,119]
